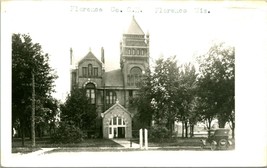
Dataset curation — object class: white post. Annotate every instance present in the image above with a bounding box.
[144,129,148,150]
[139,129,143,149]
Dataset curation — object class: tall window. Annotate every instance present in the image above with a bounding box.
[106,91,116,105]
[85,83,96,104]
[132,49,135,55]
[128,49,131,55]
[93,67,98,77]
[82,67,88,77]
[72,72,76,84]
[141,49,144,55]
[128,67,142,86]
[88,64,93,76]
[129,90,133,104]
[137,49,140,55]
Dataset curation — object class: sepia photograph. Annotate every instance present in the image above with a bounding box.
[1,0,267,167]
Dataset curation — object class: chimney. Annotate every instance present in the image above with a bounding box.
[101,47,105,64]
[70,47,73,65]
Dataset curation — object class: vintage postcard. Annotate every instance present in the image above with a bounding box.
[1,0,267,167]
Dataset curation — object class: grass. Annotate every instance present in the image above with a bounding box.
[148,137,204,147]
[12,136,122,148]
[12,136,123,153]
[46,147,142,153]
[12,136,235,153]
[12,147,42,154]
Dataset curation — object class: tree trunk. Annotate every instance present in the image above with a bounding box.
[49,125,52,137]
[31,72,35,147]
[207,118,212,137]
[218,117,227,128]
[169,119,173,138]
[181,121,184,138]
[20,118,25,147]
[231,121,235,139]
[190,124,194,137]
[185,121,188,138]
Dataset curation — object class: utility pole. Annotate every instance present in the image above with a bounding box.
[31,71,36,147]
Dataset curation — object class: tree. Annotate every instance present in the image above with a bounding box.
[132,56,180,136]
[131,68,154,129]
[176,63,198,138]
[134,56,200,138]
[151,56,180,136]
[197,42,235,137]
[60,87,97,133]
[12,33,57,146]
[35,97,60,137]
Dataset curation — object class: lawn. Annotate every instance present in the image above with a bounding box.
[12,137,123,153]
[148,137,204,147]
[12,136,235,153]
[12,147,42,154]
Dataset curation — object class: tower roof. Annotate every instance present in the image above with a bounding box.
[126,16,145,35]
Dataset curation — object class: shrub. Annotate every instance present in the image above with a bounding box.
[51,121,84,144]
[148,125,169,142]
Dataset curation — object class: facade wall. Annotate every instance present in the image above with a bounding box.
[102,105,132,139]
[70,17,148,138]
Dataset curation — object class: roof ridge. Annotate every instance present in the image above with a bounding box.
[78,50,102,65]
[101,102,133,117]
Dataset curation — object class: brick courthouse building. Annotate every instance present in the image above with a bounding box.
[70,17,149,138]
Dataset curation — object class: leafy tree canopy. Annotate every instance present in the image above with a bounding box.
[60,87,97,130]
[12,33,58,123]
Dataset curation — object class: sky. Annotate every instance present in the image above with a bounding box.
[2,1,240,102]
[1,1,267,167]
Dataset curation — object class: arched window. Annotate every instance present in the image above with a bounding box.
[85,83,96,104]
[106,90,117,105]
[128,49,131,55]
[128,67,142,86]
[82,67,88,77]
[88,64,93,76]
[130,67,142,75]
[141,49,144,55]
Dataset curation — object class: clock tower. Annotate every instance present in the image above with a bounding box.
[120,16,149,88]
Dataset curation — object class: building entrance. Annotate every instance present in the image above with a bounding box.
[108,116,126,138]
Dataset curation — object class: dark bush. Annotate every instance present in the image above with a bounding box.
[51,121,84,144]
[148,125,169,142]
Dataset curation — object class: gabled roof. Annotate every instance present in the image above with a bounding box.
[101,101,133,117]
[104,69,123,87]
[126,16,145,35]
[78,51,102,66]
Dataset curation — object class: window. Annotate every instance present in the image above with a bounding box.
[128,49,131,55]
[93,67,98,77]
[109,117,126,126]
[88,64,93,76]
[129,90,133,97]
[128,67,142,86]
[113,117,117,125]
[137,49,140,55]
[106,91,116,104]
[85,83,96,104]
[141,49,144,55]
[72,72,76,84]
[118,117,122,125]
[132,49,135,55]
[82,67,88,77]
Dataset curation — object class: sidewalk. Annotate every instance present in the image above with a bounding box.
[111,139,140,149]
